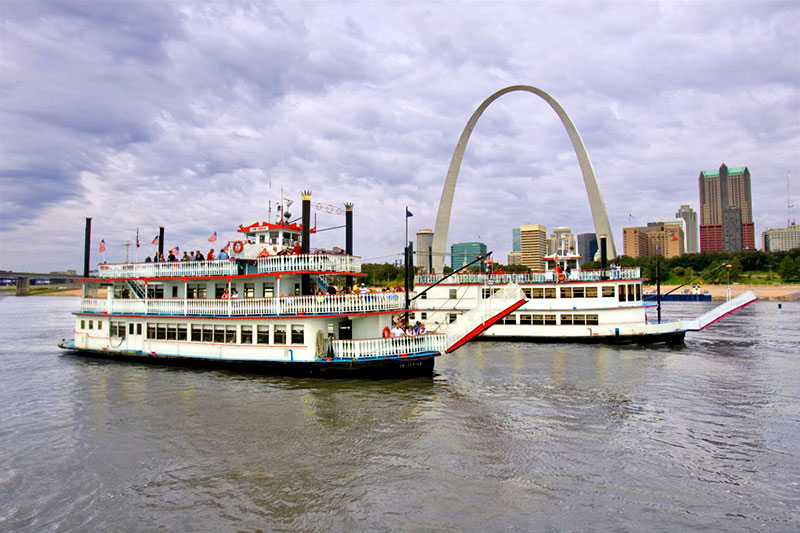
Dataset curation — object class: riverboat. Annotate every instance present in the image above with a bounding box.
[58,193,525,378]
[412,253,757,344]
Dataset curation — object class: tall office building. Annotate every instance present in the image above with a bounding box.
[659,217,688,254]
[416,229,434,273]
[548,227,576,255]
[623,223,684,258]
[507,251,522,265]
[699,164,754,252]
[450,242,487,270]
[512,228,521,252]
[577,233,598,263]
[762,224,800,252]
[520,224,548,270]
[675,205,699,253]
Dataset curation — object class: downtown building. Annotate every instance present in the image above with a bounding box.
[577,232,598,263]
[762,224,800,252]
[623,222,685,259]
[674,204,699,253]
[450,242,487,270]
[416,229,434,273]
[699,164,755,252]
[519,224,548,270]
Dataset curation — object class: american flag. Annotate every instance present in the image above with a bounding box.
[99,239,106,252]
[170,246,180,255]
[208,231,217,243]
[152,235,159,245]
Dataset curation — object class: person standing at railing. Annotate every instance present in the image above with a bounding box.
[391,324,405,337]
[218,248,229,260]
[231,289,239,298]
[207,249,215,260]
[194,250,205,261]
[291,241,302,255]
[221,288,229,299]
[180,251,191,261]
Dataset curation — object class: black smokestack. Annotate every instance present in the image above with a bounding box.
[301,191,311,295]
[345,203,354,289]
[158,226,165,258]
[83,217,92,277]
[600,235,608,270]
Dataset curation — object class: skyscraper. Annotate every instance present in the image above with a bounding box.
[512,228,521,252]
[520,224,547,270]
[577,233,598,263]
[623,223,684,258]
[548,227,575,255]
[450,242,487,270]
[416,229,434,273]
[675,204,699,253]
[699,164,754,252]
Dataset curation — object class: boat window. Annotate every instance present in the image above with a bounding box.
[244,283,255,298]
[215,284,227,299]
[522,288,532,299]
[561,287,572,298]
[544,288,556,299]
[256,325,269,344]
[586,286,598,298]
[111,321,125,338]
[177,324,187,341]
[188,284,207,299]
[573,315,586,325]
[97,321,102,330]
[202,325,213,343]
[561,314,572,325]
[167,324,177,341]
[482,288,491,298]
[214,325,225,343]
[573,287,585,298]
[80,320,85,330]
[148,323,157,339]
[618,285,626,302]
[263,285,274,298]
[420,292,427,299]
[172,286,178,298]
[519,314,533,325]
[636,284,642,301]
[544,314,556,325]
[420,312,427,320]
[274,325,287,344]
[602,286,614,298]
[587,314,599,325]
[241,325,253,344]
[147,286,164,299]
[500,315,516,325]
[448,313,457,324]
[260,234,266,243]
[627,284,635,301]
[129,323,135,335]
[137,323,142,335]
[191,325,202,342]
[226,325,236,344]
[531,287,544,298]
[156,323,167,340]
[291,325,304,344]
[532,314,544,325]
[88,320,93,330]
[449,289,457,299]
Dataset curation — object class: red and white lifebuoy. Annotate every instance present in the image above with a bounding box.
[232,240,244,254]
[557,272,566,282]
[382,326,391,339]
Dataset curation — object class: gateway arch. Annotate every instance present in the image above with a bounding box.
[431,85,617,272]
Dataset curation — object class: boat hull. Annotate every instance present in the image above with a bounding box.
[57,342,437,379]
[474,330,686,345]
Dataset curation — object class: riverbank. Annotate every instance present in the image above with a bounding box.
[644,283,800,301]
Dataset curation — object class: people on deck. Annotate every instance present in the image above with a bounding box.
[144,256,152,263]
[195,250,205,261]
[181,251,191,261]
[167,251,177,262]
[359,283,368,294]
[221,288,229,299]
[292,241,302,255]
[207,249,215,261]
[390,324,405,337]
[218,248,229,260]
[231,289,239,298]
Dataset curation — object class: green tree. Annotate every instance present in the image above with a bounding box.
[778,256,795,280]
[683,266,695,283]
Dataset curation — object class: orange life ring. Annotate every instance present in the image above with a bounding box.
[382,326,391,339]
[232,241,244,254]
[557,272,566,282]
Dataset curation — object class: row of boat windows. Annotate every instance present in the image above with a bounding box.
[479,284,642,302]
[497,313,600,326]
[115,284,282,299]
[102,320,305,345]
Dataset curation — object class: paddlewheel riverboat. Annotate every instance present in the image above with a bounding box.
[58,193,525,377]
[413,253,757,344]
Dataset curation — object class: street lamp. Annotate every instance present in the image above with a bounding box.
[725,263,732,301]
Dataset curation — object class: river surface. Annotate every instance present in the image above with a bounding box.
[0,296,798,531]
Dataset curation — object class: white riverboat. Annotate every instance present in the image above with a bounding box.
[59,194,525,378]
[412,253,757,344]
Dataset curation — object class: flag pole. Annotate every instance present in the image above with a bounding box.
[405,205,408,251]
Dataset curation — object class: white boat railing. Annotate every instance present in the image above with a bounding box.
[257,254,361,273]
[415,267,642,285]
[98,260,238,279]
[80,293,404,316]
[330,334,448,359]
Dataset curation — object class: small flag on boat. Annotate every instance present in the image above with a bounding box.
[208,231,217,243]
[152,235,159,245]
[170,246,180,255]
[136,229,140,248]
[99,239,106,252]
[406,208,413,217]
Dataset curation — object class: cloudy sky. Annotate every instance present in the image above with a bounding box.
[1,0,798,273]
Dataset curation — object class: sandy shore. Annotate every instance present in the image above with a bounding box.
[645,284,800,301]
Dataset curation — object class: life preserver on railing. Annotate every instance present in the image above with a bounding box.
[382,326,391,339]
[232,241,244,254]
[557,272,566,282]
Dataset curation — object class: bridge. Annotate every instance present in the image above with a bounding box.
[0,271,87,296]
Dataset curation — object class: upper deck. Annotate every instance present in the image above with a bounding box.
[97,254,363,280]
[415,267,642,285]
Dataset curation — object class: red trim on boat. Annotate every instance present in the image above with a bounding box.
[445,299,526,353]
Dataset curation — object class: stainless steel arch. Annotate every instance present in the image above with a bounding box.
[431,85,617,272]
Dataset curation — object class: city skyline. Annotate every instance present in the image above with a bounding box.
[1,1,798,272]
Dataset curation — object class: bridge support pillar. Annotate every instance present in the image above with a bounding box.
[16,277,30,296]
